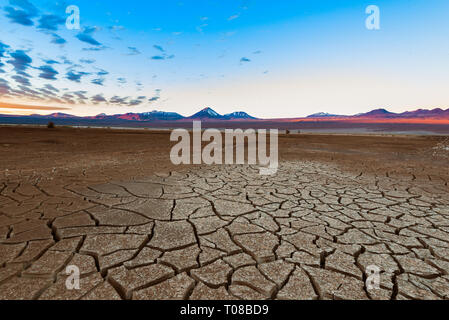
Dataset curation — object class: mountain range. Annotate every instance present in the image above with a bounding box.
[23,107,259,122]
[2,107,449,123]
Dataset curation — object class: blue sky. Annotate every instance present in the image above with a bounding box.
[1,0,449,118]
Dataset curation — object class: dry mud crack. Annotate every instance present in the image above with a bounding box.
[1,161,449,300]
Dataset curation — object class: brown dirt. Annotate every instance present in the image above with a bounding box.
[0,126,448,185]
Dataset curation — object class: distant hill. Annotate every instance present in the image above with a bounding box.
[356,108,396,118]
[399,108,449,119]
[351,108,449,120]
[30,113,80,119]
[305,108,449,120]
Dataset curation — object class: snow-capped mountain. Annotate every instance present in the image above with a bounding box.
[188,107,224,119]
[138,110,184,120]
[91,110,183,121]
[187,108,257,120]
[306,112,341,118]
[223,111,257,120]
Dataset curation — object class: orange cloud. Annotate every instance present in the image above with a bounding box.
[0,102,71,111]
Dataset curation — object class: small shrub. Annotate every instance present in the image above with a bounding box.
[47,121,55,129]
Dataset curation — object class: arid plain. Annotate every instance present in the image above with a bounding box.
[0,126,448,300]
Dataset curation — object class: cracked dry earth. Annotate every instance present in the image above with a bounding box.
[1,161,449,300]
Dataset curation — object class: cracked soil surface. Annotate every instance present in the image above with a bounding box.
[1,127,449,300]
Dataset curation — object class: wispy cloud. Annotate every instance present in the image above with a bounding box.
[150,52,175,61]
[228,14,240,21]
[8,50,32,73]
[38,65,59,80]
[82,46,109,52]
[108,25,125,31]
[127,99,143,106]
[153,45,165,52]
[148,89,161,103]
[4,0,38,26]
[91,94,107,103]
[11,74,31,86]
[61,93,76,104]
[196,23,208,33]
[127,47,141,55]
[96,69,109,76]
[66,70,90,82]
[80,58,96,64]
[43,58,60,65]
[0,41,10,58]
[91,78,105,86]
[43,84,59,92]
[50,33,66,45]
[110,95,129,104]
[38,14,65,31]
[0,79,11,95]
[73,91,88,101]
[76,27,102,46]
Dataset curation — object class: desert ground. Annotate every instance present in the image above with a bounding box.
[0,126,448,300]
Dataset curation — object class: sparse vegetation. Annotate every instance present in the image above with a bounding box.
[47,121,55,129]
